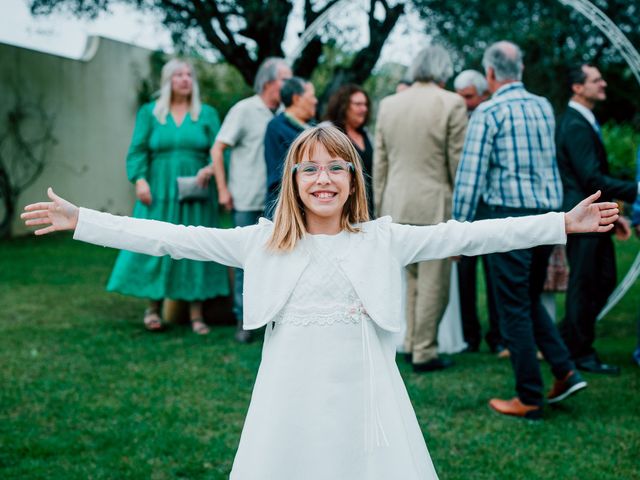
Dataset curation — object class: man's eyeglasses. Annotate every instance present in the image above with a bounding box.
[292,160,354,179]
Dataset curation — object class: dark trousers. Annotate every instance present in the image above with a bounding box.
[560,234,616,360]
[487,244,574,406]
[478,203,574,406]
[457,255,502,350]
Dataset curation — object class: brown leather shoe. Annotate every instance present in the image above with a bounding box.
[489,397,542,420]
[497,348,511,359]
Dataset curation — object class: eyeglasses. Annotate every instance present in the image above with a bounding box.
[292,160,354,179]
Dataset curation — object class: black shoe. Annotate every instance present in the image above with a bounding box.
[402,353,412,363]
[547,370,588,404]
[412,357,454,373]
[462,345,479,353]
[575,356,620,375]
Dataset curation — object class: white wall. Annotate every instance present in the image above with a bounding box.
[0,36,153,236]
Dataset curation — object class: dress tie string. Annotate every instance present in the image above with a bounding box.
[356,305,389,452]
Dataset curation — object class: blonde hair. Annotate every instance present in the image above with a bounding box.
[153,58,202,124]
[267,125,370,252]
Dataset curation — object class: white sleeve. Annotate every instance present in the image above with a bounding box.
[391,212,567,266]
[73,208,252,268]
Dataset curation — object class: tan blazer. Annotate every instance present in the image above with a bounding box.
[374,82,467,225]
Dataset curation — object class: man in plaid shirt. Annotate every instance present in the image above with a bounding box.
[453,41,587,420]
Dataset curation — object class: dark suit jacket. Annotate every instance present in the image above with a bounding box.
[556,106,637,212]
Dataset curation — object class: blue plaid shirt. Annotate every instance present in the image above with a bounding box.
[453,82,563,221]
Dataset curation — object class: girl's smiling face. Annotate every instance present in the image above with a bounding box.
[295,144,353,234]
[266,125,369,251]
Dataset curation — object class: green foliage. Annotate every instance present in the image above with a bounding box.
[195,63,253,119]
[308,40,356,103]
[412,0,640,126]
[601,123,640,181]
[30,0,403,104]
[2,234,640,479]
[136,50,166,107]
[310,41,407,123]
[363,62,408,125]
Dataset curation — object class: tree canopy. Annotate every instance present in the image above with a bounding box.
[30,0,404,104]
[413,0,640,125]
[29,0,640,124]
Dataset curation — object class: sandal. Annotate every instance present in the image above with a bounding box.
[191,318,210,335]
[143,308,164,332]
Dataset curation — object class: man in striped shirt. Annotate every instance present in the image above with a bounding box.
[453,41,587,419]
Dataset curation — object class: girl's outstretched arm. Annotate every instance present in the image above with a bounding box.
[392,190,618,266]
[22,188,251,268]
[21,188,79,235]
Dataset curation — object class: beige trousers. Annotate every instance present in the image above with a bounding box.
[404,258,451,363]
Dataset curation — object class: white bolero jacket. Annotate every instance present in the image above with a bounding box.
[74,208,567,333]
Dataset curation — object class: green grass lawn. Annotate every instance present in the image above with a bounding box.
[1,234,639,479]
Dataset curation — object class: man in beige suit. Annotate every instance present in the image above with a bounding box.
[374,45,467,372]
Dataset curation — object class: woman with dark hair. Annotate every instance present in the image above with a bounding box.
[324,84,374,216]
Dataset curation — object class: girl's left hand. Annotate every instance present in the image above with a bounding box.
[196,166,214,188]
[564,191,619,234]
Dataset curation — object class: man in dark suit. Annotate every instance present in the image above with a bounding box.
[556,63,639,375]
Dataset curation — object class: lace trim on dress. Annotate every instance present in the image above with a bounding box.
[276,303,368,326]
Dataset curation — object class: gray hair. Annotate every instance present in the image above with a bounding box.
[153,58,201,124]
[482,41,524,82]
[280,77,308,108]
[408,45,454,84]
[454,69,489,95]
[254,57,290,94]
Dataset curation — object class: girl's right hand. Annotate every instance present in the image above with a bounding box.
[21,188,79,235]
[135,178,152,205]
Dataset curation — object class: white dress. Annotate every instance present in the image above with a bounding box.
[437,263,468,354]
[230,233,439,480]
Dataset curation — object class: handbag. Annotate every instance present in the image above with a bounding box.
[176,176,210,202]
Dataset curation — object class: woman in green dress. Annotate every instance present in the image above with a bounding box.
[107,58,229,334]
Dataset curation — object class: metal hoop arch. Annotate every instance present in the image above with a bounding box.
[287,0,640,88]
[558,0,640,86]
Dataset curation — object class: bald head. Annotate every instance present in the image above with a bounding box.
[482,41,524,82]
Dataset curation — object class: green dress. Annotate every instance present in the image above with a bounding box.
[107,102,230,301]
